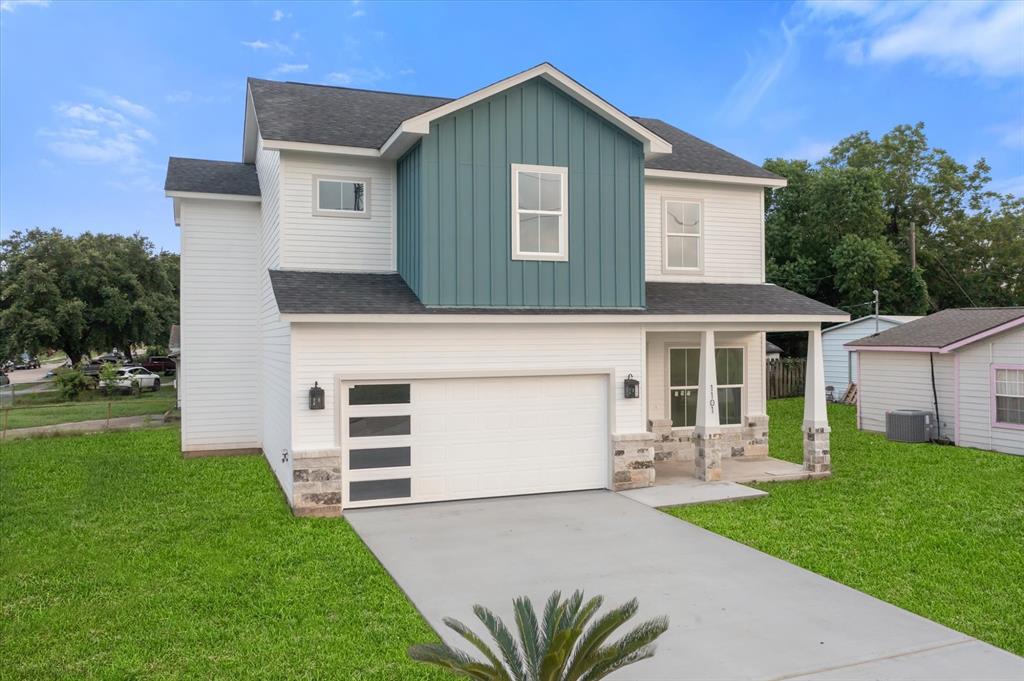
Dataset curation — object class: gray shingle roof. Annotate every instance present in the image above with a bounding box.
[269,270,845,317]
[249,78,451,149]
[847,308,1024,349]
[246,78,781,180]
[165,157,260,196]
[633,117,781,180]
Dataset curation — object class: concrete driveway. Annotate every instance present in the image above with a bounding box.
[347,490,1024,680]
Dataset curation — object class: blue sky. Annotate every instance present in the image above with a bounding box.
[1,0,1022,253]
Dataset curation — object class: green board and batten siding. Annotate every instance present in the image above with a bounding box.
[397,77,645,308]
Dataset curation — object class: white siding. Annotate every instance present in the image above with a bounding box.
[256,143,293,494]
[644,178,764,284]
[279,151,395,272]
[179,199,261,450]
[857,351,956,439]
[823,318,902,395]
[289,323,645,452]
[955,327,1024,456]
[645,331,766,424]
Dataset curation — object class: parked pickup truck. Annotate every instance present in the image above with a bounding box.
[142,356,176,375]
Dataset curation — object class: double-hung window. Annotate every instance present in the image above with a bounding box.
[668,347,744,427]
[994,366,1024,427]
[314,176,370,218]
[511,164,568,261]
[663,199,702,271]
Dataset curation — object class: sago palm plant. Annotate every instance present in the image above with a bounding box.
[408,590,669,680]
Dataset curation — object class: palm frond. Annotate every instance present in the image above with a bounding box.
[541,590,565,647]
[513,596,543,679]
[474,605,526,681]
[408,642,501,680]
[563,598,639,681]
[578,615,670,681]
[443,616,514,681]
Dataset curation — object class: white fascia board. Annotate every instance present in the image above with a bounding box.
[379,63,673,158]
[165,191,261,202]
[261,138,382,157]
[280,312,849,325]
[242,87,260,163]
[645,168,787,188]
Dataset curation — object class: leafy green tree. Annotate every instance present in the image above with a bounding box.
[0,229,179,364]
[409,590,669,680]
[765,122,1023,314]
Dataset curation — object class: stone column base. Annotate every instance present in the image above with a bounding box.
[694,430,726,481]
[292,449,343,516]
[612,432,656,490]
[803,426,831,474]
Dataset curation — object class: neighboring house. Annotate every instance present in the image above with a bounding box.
[765,341,783,362]
[822,315,921,396]
[164,63,847,516]
[847,308,1024,456]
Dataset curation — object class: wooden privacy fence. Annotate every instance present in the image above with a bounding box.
[767,358,806,399]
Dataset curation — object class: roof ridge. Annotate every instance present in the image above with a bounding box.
[249,76,453,101]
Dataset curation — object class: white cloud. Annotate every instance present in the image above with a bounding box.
[272,8,290,21]
[351,0,365,17]
[808,1,1024,77]
[165,90,193,104]
[325,67,391,86]
[721,22,799,124]
[989,122,1024,150]
[271,63,309,76]
[41,90,159,189]
[241,39,292,54]
[788,138,835,161]
[0,0,50,12]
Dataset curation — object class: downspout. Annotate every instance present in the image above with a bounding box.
[929,353,943,442]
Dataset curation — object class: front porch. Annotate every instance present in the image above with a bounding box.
[612,326,833,492]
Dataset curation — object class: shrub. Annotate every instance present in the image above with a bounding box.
[53,368,91,401]
[97,363,122,395]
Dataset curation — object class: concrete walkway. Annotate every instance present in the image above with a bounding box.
[347,490,1024,680]
[2,414,167,440]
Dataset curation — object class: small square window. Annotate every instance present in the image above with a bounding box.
[315,177,370,217]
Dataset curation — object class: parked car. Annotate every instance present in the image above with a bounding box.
[81,358,120,378]
[13,355,40,370]
[142,356,176,375]
[98,367,162,394]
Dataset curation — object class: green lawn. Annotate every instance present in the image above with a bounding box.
[0,428,444,680]
[3,384,177,430]
[668,398,1024,656]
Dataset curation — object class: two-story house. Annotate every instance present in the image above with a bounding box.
[165,63,847,516]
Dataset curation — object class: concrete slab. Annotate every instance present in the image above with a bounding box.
[347,490,1024,680]
[620,479,767,507]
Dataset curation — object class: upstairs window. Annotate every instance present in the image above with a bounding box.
[994,367,1024,427]
[663,199,702,271]
[511,164,568,261]
[315,176,370,218]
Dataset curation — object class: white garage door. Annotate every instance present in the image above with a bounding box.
[340,374,609,508]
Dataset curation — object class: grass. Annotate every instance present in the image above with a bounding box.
[0,428,445,680]
[2,384,177,430]
[667,398,1024,656]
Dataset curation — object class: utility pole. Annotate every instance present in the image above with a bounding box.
[909,221,917,271]
[873,289,880,333]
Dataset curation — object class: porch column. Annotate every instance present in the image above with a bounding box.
[803,327,831,474]
[694,330,724,481]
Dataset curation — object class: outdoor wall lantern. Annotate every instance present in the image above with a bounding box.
[308,381,325,410]
[624,373,640,399]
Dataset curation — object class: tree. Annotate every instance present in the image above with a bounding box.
[0,229,179,364]
[765,122,1023,315]
[409,590,669,680]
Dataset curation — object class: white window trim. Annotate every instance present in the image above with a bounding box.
[313,175,372,219]
[992,365,1024,429]
[662,197,703,274]
[510,163,569,262]
[666,345,745,427]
